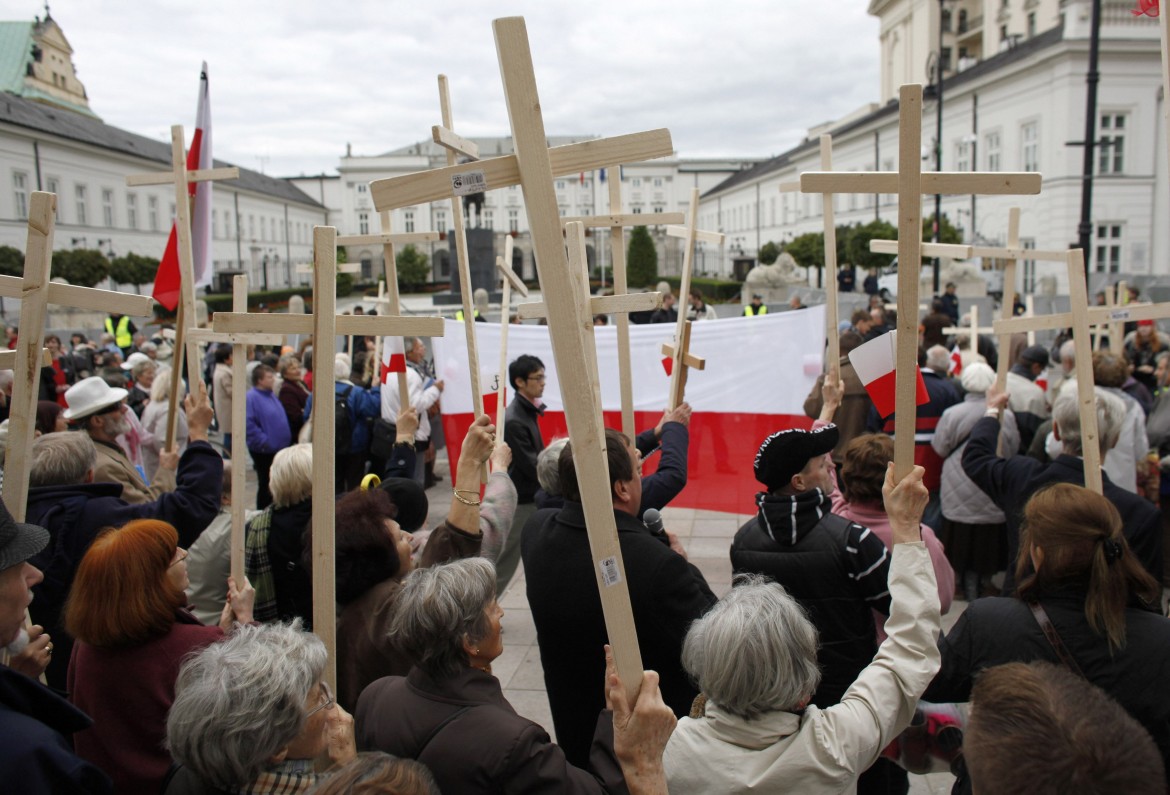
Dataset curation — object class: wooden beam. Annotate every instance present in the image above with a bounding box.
[229,276,248,587]
[1066,250,1103,494]
[514,290,661,321]
[893,84,923,480]
[0,276,152,316]
[993,301,1170,335]
[124,166,239,187]
[659,342,705,370]
[819,135,841,375]
[431,124,481,160]
[562,212,685,228]
[664,225,724,246]
[214,313,445,337]
[334,231,439,247]
[0,349,50,370]
[495,235,517,438]
[801,171,1042,195]
[869,240,974,258]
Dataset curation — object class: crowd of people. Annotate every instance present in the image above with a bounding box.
[0,285,1167,794]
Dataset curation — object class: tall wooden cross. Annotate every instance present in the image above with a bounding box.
[214,227,445,689]
[371,17,677,694]
[1,192,154,520]
[562,189,684,437]
[799,83,1041,477]
[336,220,440,409]
[941,305,997,358]
[493,236,527,439]
[126,126,239,450]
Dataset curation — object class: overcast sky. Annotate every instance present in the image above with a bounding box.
[8,1,882,177]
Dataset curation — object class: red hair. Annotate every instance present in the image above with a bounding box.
[65,519,186,648]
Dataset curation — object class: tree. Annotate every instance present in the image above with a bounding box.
[336,271,354,297]
[758,241,780,266]
[52,248,110,287]
[783,232,825,271]
[627,226,657,287]
[108,252,159,294]
[922,212,963,246]
[844,220,898,271]
[0,246,22,277]
[396,244,430,287]
[336,246,349,264]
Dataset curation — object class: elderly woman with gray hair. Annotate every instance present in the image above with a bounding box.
[663,465,942,793]
[356,556,679,794]
[163,622,357,794]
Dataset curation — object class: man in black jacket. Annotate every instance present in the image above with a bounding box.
[963,384,1163,594]
[523,428,715,768]
[500,354,546,593]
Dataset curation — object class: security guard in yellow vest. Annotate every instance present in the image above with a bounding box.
[104,313,137,354]
[455,309,485,322]
[743,294,768,317]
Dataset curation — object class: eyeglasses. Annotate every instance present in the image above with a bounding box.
[306,681,335,718]
[527,375,546,383]
[169,549,189,568]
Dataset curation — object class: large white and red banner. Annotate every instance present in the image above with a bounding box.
[428,309,825,513]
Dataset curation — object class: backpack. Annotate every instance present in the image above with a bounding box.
[335,385,354,455]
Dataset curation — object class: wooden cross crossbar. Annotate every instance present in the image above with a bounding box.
[992,300,1170,335]
[666,188,722,411]
[869,240,974,259]
[665,226,723,246]
[942,306,997,357]
[798,84,1042,479]
[514,291,661,321]
[0,349,50,370]
[2,192,154,521]
[494,236,523,440]
[126,125,240,451]
[212,227,446,690]
[564,212,685,228]
[815,135,843,373]
[1101,282,1129,355]
[661,323,705,410]
[432,124,480,160]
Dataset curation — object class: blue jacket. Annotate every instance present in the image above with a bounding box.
[27,440,224,691]
[304,382,382,454]
[246,387,292,453]
[636,423,689,515]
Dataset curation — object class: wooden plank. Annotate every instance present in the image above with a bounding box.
[3,192,54,522]
[378,210,412,414]
[819,135,841,376]
[309,227,339,690]
[994,209,1021,454]
[668,322,697,410]
[659,342,705,370]
[0,349,50,370]
[185,329,284,346]
[969,246,1068,261]
[371,128,674,212]
[214,313,445,337]
[993,300,1170,335]
[1065,249,1103,494]
[230,275,247,586]
[668,188,701,411]
[494,15,643,699]
[0,276,152,316]
[431,124,480,160]
[869,240,973,258]
[801,171,1042,195]
[334,231,439,247]
[124,166,239,187]
[665,225,724,246]
[168,127,204,451]
[894,84,924,481]
[608,172,635,439]
[495,235,517,438]
[1026,294,1036,345]
[562,212,685,228]
[495,237,528,296]
[515,289,662,320]
[1110,281,1128,355]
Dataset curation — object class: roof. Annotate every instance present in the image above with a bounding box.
[0,91,323,207]
[0,19,98,119]
[702,25,1065,199]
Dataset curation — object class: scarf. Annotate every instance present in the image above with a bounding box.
[244,507,278,622]
[755,488,833,547]
[229,759,319,795]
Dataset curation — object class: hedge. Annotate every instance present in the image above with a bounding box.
[660,276,743,303]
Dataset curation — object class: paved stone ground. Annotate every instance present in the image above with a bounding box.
[234,437,959,792]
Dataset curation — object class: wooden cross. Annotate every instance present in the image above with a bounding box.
[493,235,527,439]
[1103,281,1129,355]
[660,321,705,410]
[941,305,999,358]
[1,192,154,520]
[799,83,1041,477]
[126,126,239,451]
[563,191,684,438]
[336,221,440,409]
[1025,294,1037,346]
[213,227,445,689]
[371,16,679,695]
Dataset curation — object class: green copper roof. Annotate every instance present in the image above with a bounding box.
[0,22,34,95]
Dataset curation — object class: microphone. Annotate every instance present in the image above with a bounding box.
[643,508,667,539]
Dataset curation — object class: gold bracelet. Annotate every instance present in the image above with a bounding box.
[453,489,482,506]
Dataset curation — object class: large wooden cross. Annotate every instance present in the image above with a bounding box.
[493,236,527,439]
[126,126,239,450]
[941,306,997,358]
[1,192,154,521]
[214,227,445,689]
[562,190,684,437]
[799,83,1041,477]
[372,16,677,694]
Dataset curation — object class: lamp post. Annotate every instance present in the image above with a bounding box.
[932,0,948,295]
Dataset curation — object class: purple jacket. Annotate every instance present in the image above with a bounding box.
[246,387,291,453]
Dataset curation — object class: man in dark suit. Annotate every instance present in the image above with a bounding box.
[522,428,715,768]
[963,384,1163,594]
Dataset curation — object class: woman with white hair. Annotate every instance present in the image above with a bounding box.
[931,362,1020,600]
[163,622,357,794]
[663,464,941,793]
[141,366,189,482]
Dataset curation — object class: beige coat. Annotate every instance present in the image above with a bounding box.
[92,438,176,505]
[663,543,941,795]
[212,362,233,435]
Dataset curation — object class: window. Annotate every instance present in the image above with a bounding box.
[212,209,220,239]
[357,183,367,193]
[653,178,662,187]
[1021,238,1037,292]
[955,140,970,172]
[46,176,59,196]
[508,209,519,232]
[770,197,776,225]
[435,211,446,231]
[1099,113,1126,174]
[484,210,493,230]
[149,196,160,231]
[555,181,565,189]
[126,194,138,229]
[223,210,231,239]
[12,172,28,220]
[1021,122,1039,172]
[358,212,368,235]
[75,185,88,225]
[1027,12,1037,37]
[102,189,114,227]
[248,214,255,240]
[1095,223,1122,273]
[985,131,1001,171]
[404,210,415,233]
[632,178,642,187]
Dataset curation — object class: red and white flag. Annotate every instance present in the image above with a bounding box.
[849,331,930,418]
[153,62,213,311]
[948,344,963,377]
[380,336,407,382]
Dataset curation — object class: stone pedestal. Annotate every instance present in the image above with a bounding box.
[432,228,502,306]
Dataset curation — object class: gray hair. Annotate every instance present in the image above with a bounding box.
[30,431,97,486]
[333,353,351,381]
[536,437,570,495]
[681,573,822,720]
[391,557,496,679]
[131,359,156,380]
[166,622,326,789]
[1051,384,1124,457]
[270,444,313,507]
[139,341,157,355]
[1059,339,1077,366]
[0,370,13,393]
[925,345,951,375]
[149,366,185,403]
[277,354,301,378]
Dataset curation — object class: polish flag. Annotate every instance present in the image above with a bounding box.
[948,344,963,376]
[380,336,406,382]
[481,369,502,416]
[433,311,827,513]
[153,63,214,311]
[849,331,930,419]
